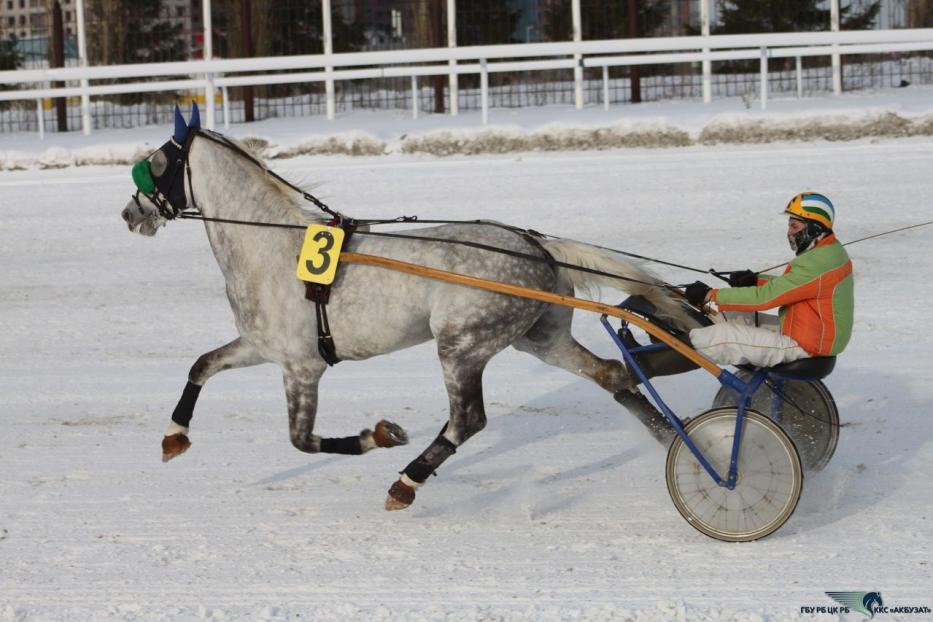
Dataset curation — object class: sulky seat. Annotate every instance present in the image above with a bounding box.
[767,356,836,381]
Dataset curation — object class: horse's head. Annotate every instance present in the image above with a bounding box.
[121,102,200,236]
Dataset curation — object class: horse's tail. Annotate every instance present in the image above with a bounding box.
[539,238,700,331]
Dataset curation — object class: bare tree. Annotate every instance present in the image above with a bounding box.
[908,0,933,27]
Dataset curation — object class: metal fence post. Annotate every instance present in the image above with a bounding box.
[831,0,842,95]
[322,0,335,121]
[759,46,768,110]
[602,65,609,111]
[572,0,582,109]
[411,75,419,119]
[796,56,803,98]
[481,58,488,125]
[75,0,91,135]
[222,86,230,129]
[447,0,458,116]
[701,0,711,103]
[36,99,45,140]
[203,0,215,129]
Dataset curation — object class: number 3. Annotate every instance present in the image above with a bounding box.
[296,224,345,285]
[305,230,335,275]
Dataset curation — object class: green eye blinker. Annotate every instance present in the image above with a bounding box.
[131,151,168,195]
[131,159,155,194]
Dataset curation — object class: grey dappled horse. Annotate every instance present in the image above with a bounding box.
[121,105,695,510]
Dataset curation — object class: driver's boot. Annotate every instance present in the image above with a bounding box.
[629,348,700,382]
[617,326,701,384]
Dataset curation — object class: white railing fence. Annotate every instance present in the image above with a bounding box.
[2,0,933,138]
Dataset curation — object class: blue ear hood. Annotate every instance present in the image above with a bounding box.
[173,104,188,143]
[189,101,201,130]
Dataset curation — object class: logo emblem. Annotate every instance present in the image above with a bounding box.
[826,592,884,618]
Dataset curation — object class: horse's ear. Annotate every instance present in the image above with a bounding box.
[173,104,189,143]
[189,101,201,130]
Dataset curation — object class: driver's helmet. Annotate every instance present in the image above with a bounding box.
[784,192,835,230]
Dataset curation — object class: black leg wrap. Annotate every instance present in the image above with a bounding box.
[320,436,364,455]
[171,381,202,427]
[403,434,457,484]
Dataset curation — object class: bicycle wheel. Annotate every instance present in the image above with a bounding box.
[713,372,839,472]
[666,407,803,542]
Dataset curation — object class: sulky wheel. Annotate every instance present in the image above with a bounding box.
[712,371,839,472]
[666,407,803,542]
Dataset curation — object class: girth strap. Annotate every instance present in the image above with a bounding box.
[306,220,357,366]
[312,290,340,366]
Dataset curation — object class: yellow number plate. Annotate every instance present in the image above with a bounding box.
[296,224,345,285]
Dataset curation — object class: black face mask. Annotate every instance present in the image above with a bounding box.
[152,137,190,215]
[131,104,201,219]
[132,135,191,219]
[789,220,829,255]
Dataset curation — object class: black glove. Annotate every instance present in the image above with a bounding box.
[684,281,711,307]
[727,269,758,287]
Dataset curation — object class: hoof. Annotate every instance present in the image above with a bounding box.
[385,479,415,511]
[373,420,409,448]
[162,433,191,462]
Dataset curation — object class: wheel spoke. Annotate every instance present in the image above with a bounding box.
[666,408,803,542]
[711,375,839,471]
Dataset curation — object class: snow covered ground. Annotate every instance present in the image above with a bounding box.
[1,91,933,621]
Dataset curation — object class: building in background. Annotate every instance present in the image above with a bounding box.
[1,0,76,39]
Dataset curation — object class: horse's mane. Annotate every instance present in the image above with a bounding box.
[210,133,329,222]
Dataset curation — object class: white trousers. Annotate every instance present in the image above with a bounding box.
[688,312,811,368]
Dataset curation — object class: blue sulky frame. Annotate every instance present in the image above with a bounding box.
[599,314,774,491]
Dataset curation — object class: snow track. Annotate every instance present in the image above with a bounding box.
[1,138,932,621]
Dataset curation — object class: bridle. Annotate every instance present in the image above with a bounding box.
[130,130,195,221]
[131,128,347,225]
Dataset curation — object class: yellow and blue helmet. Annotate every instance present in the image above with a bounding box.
[784,192,834,230]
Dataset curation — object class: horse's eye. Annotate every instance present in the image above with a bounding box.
[149,150,168,177]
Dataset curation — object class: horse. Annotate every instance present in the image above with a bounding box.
[121,104,698,510]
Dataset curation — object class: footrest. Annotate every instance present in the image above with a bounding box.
[767,356,836,381]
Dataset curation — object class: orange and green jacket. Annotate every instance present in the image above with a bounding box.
[711,235,854,356]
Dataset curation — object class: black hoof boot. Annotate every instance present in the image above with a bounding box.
[614,389,675,445]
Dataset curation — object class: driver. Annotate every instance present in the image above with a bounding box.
[682,192,855,368]
[616,192,854,443]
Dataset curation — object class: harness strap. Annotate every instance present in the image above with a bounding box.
[314,298,340,366]
[306,220,358,366]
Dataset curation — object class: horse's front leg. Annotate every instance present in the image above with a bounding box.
[282,363,409,455]
[385,357,487,511]
[162,337,264,462]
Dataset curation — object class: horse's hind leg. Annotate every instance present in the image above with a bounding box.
[513,302,674,443]
[513,302,632,393]
[162,337,265,462]
[283,362,409,456]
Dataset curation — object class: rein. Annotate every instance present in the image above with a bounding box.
[162,131,701,293]
[177,212,681,294]
[161,130,933,290]
[755,219,933,274]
